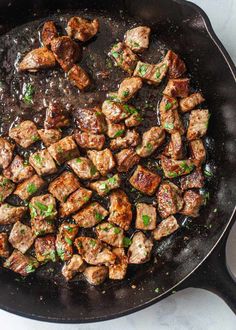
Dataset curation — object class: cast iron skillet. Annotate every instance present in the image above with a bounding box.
[0,0,236,323]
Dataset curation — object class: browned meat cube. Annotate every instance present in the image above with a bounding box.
[0,175,15,202]
[35,235,56,262]
[115,148,140,172]
[41,21,58,47]
[136,203,157,230]
[9,121,40,148]
[44,102,70,129]
[56,222,78,261]
[3,155,35,183]
[14,174,45,200]
[108,190,132,231]
[180,168,205,190]
[73,202,108,228]
[189,139,206,166]
[0,204,27,225]
[165,50,186,79]
[68,64,91,90]
[180,92,205,112]
[59,187,92,217]
[109,42,138,74]
[157,181,183,218]
[0,233,9,258]
[29,194,57,221]
[159,95,184,135]
[161,156,195,178]
[9,221,35,254]
[4,250,39,276]
[83,266,108,285]
[136,126,165,157]
[29,149,57,176]
[48,136,80,165]
[74,130,105,150]
[67,157,99,180]
[89,174,121,196]
[19,47,56,72]
[163,132,183,160]
[125,112,142,127]
[106,119,126,139]
[102,100,130,123]
[187,109,210,141]
[133,59,168,85]
[128,231,153,264]
[96,222,125,247]
[117,77,142,102]
[62,254,85,280]
[124,26,151,53]
[38,129,62,147]
[75,106,107,134]
[163,78,190,98]
[129,165,161,195]
[0,137,14,169]
[66,17,99,42]
[109,248,128,280]
[181,190,203,217]
[48,171,80,202]
[153,215,179,240]
[110,129,140,151]
[87,149,115,176]
[50,36,81,72]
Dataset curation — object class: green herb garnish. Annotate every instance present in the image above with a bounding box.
[123,237,132,247]
[164,122,174,130]
[89,239,97,247]
[65,237,72,245]
[76,158,82,163]
[142,214,151,226]
[114,227,121,234]
[23,83,35,104]
[33,154,42,165]
[90,165,97,176]
[165,102,172,110]
[95,212,104,221]
[146,143,153,152]
[27,183,37,195]
[204,169,213,177]
[122,90,129,98]
[139,64,147,76]
[114,129,125,138]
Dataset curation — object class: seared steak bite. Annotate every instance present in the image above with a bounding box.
[74,130,105,150]
[180,92,205,112]
[41,21,58,47]
[128,231,153,264]
[0,137,14,169]
[68,64,91,90]
[19,47,56,72]
[29,149,57,176]
[4,250,39,276]
[83,266,108,285]
[0,204,27,225]
[157,181,183,218]
[165,50,186,79]
[117,77,142,102]
[89,174,121,196]
[87,149,115,176]
[133,59,168,85]
[9,121,40,148]
[59,187,92,217]
[153,215,179,240]
[102,100,130,123]
[136,203,157,230]
[129,165,161,195]
[110,129,140,151]
[75,106,107,134]
[44,102,70,129]
[189,139,206,166]
[109,247,128,280]
[187,109,209,141]
[62,254,85,281]
[163,78,190,98]
[48,136,80,165]
[163,132,183,160]
[115,148,140,172]
[48,171,80,202]
[73,202,108,228]
[35,235,56,263]
[159,95,184,135]
[67,157,99,180]
[124,26,151,53]
[56,222,78,261]
[0,175,15,202]
[180,190,203,217]
[180,168,204,190]
[3,155,34,183]
[66,16,99,42]
[109,42,138,74]
[14,174,45,200]
[96,222,125,247]
[136,126,165,157]
[106,119,126,139]
[161,156,194,178]
[125,112,142,127]
[9,221,35,254]
[38,129,62,147]
[0,233,10,258]
[108,190,132,231]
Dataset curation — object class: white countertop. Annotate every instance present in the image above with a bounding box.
[1,0,236,328]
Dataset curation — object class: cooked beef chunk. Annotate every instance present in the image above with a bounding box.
[89,174,121,196]
[102,100,130,123]
[108,190,132,231]
[163,132,183,160]
[66,16,99,42]
[75,106,107,134]
[0,204,27,225]
[41,21,58,47]
[136,126,165,157]
[44,102,70,129]
[14,174,45,200]
[165,50,186,78]
[163,78,190,98]
[83,266,108,285]
[106,119,126,139]
[180,190,203,217]
[129,165,161,195]
[35,235,56,262]
[87,148,115,176]
[180,168,205,190]
[110,129,140,151]
[62,254,85,280]
[4,250,39,276]
[67,157,99,180]
[187,109,209,141]
[73,202,108,228]
[59,187,92,217]
[48,171,80,202]
[38,128,62,147]
[0,233,9,258]
[125,112,142,127]
[189,139,206,166]
[74,130,105,150]
[3,155,35,183]
[180,92,205,112]
[133,59,168,85]
[48,136,80,164]
[9,221,35,254]
[109,42,138,74]
[0,175,15,202]
[128,231,153,264]
[109,247,128,280]
[56,222,78,261]
[153,215,179,240]
[136,203,157,230]
[161,156,194,178]
[117,77,142,102]
[68,64,91,90]
[124,26,151,53]
[96,222,124,247]
[159,95,184,135]
[19,47,56,72]
[157,181,183,218]
[115,148,140,172]
[0,137,14,169]
[29,149,57,176]
[50,36,81,72]
[9,121,40,148]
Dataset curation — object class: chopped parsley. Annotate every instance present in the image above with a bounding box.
[114,129,125,138]
[89,239,97,247]
[154,287,160,293]
[108,176,117,185]
[123,104,138,114]
[25,261,37,274]
[27,183,37,194]
[64,225,73,233]
[95,212,104,221]
[114,227,121,234]
[164,122,174,130]
[31,135,40,142]
[99,182,109,193]
[76,158,82,163]
[142,214,151,226]
[204,169,213,177]
[65,237,72,245]
[123,237,132,247]
[122,90,129,98]
[165,102,172,110]
[146,142,153,152]
[22,83,35,104]
[0,178,10,187]
[32,202,55,218]
[155,69,161,79]
[83,196,90,202]
[180,161,194,173]
[139,64,147,76]
[111,51,119,59]
[33,154,42,165]
[90,165,97,176]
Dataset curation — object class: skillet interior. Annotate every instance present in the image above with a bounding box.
[0,0,235,322]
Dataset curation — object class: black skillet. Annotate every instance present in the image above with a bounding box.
[0,0,236,323]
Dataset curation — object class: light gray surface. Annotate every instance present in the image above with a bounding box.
[0,0,236,328]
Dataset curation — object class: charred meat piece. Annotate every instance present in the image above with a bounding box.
[41,21,58,47]
[109,247,128,280]
[128,231,153,264]
[59,187,92,217]
[89,174,121,196]
[0,204,27,225]
[109,42,138,74]
[110,129,140,151]
[48,136,80,165]
[189,139,206,166]
[115,148,140,173]
[96,222,125,247]
[181,190,203,217]
[67,157,99,180]
[62,254,85,281]
[9,221,35,254]
[180,92,205,112]
[124,26,151,53]
[133,59,168,85]
[87,149,115,176]
[136,203,157,230]
[180,168,205,190]
[125,112,142,127]
[9,121,40,148]
[68,64,91,90]
[75,106,107,134]
[38,129,62,147]
[106,119,126,139]
[129,165,161,196]
[163,132,183,160]
[66,16,99,42]
[159,95,184,135]
[29,149,57,176]
[165,50,186,79]
[56,222,78,261]
[108,190,132,231]
[73,202,109,228]
[35,235,56,263]
[157,181,183,218]
[19,47,56,72]
[0,233,10,258]
[83,266,108,285]
[136,126,165,157]
[44,102,70,129]
[117,77,142,102]
[102,100,130,123]
[0,175,15,202]
[48,171,80,202]
[187,109,210,141]
[14,174,45,201]
[0,137,14,169]
[163,78,190,98]
[161,156,195,178]
[3,155,34,183]
[153,215,179,240]
[4,250,39,276]
[74,130,105,150]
